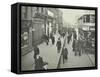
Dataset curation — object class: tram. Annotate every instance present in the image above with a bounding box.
[78,13,95,54]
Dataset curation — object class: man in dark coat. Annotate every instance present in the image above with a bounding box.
[74,39,82,56]
[62,47,68,64]
[78,37,83,56]
[51,35,55,45]
[67,33,72,44]
[74,40,78,56]
[56,38,61,53]
[45,35,49,45]
[33,46,39,59]
[43,34,49,45]
[33,46,48,70]
[73,31,77,51]
[35,55,44,70]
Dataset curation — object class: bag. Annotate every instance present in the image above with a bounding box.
[43,62,48,70]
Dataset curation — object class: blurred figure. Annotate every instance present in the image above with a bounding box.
[74,39,82,56]
[56,38,61,53]
[51,35,55,45]
[67,33,72,44]
[33,46,48,70]
[50,33,55,44]
[74,40,78,56]
[62,32,65,38]
[62,47,68,64]
[72,30,77,52]
[42,34,49,45]
[33,46,39,59]
[45,35,49,45]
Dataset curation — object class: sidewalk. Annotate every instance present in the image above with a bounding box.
[21,33,65,70]
[38,33,65,69]
[59,34,95,68]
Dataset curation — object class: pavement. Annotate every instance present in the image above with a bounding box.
[21,33,95,71]
[21,33,65,71]
[59,34,95,68]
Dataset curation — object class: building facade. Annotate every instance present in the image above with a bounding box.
[21,6,32,55]
[31,7,47,46]
[21,6,63,55]
[46,8,63,36]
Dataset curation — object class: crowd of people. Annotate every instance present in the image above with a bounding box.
[33,32,63,70]
[32,28,87,70]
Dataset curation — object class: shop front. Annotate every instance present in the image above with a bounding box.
[32,18,45,46]
[21,20,32,55]
[46,10,55,37]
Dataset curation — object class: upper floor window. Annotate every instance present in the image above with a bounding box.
[37,7,39,12]
[86,15,90,23]
[90,15,95,23]
[83,15,90,23]
[21,6,27,19]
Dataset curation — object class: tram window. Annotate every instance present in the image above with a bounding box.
[41,7,44,13]
[83,16,86,23]
[37,7,39,13]
[21,6,28,19]
[90,15,95,23]
[86,15,90,23]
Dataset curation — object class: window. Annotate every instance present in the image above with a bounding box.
[25,7,27,18]
[22,6,27,19]
[21,31,29,48]
[41,8,44,13]
[86,15,90,23]
[37,7,41,13]
[37,7,39,13]
[83,16,86,23]
[90,15,95,23]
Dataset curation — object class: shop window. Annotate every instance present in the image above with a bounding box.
[21,31,29,48]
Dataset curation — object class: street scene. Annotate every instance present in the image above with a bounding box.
[21,6,95,71]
